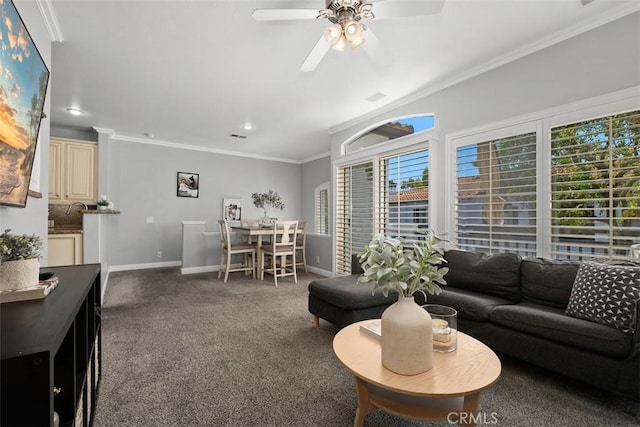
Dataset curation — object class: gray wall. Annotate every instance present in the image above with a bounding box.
[0,2,52,262]
[300,155,332,273]
[105,137,302,267]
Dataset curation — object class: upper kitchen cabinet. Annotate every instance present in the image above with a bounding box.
[49,137,97,204]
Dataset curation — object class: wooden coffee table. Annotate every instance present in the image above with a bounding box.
[333,321,501,426]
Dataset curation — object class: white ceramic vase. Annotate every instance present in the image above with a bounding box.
[0,258,40,291]
[381,295,434,375]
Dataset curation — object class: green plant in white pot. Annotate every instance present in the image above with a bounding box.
[0,229,43,291]
[251,189,285,225]
[357,233,448,375]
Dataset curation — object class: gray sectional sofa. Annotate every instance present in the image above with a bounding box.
[308,250,640,402]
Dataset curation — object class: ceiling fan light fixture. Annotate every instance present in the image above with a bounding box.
[349,35,365,50]
[323,23,343,46]
[332,34,347,52]
[343,20,362,41]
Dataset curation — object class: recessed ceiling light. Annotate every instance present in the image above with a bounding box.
[66,107,84,116]
[243,122,253,131]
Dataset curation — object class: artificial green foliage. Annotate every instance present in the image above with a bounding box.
[357,233,448,299]
[251,190,285,210]
[0,229,43,262]
[96,196,110,206]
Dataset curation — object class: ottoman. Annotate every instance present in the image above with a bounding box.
[308,275,397,328]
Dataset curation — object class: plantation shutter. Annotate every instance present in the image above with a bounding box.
[455,132,537,256]
[550,110,640,260]
[378,149,429,243]
[335,161,374,274]
[315,188,329,235]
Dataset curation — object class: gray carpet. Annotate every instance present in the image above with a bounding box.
[93,268,639,427]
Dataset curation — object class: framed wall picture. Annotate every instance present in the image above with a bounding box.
[0,0,50,208]
[177,172,199,198]
[223,198,242,221]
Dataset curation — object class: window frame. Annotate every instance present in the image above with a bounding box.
[314,182,330,235]
[333,131,437,274]
[445,87,639,259]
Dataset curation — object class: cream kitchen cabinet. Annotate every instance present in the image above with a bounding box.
[48,233,84,266]
[49,137,97,203]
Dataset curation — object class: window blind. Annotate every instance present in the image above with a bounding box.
[550,110,640,260]
[335,161,374,275]
[455,132,537,256]
[378,149,429,243]
[315,188,329,235]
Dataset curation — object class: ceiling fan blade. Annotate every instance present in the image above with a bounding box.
[300,36,331,72]
[372,0,445,19]
[252,9,320,21]
[363,28,394,71]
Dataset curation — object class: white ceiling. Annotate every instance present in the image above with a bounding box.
[47,0,639,163]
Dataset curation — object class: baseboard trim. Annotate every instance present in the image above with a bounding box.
[304,266,333,277]
[180,264,333,277]
[109,261,182,273]
[180,265,218,274]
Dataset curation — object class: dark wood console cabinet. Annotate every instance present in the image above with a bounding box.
[1,264,102,427]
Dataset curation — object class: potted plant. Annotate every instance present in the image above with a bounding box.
[251,189,285,225]
[0,229,43,291]
[357,233,449,375]
[96,196,110,210]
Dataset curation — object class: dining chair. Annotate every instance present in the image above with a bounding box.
[260,220,298,286]
[218,220,256,283]
[295,220,308,272]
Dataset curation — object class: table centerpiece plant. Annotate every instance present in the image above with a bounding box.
[251,189,285,225]
[357,232,449,375]
[0,229,43,291]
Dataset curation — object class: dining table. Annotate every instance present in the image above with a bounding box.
[230,225,275,279]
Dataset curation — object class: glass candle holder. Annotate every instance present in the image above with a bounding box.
[422,304,458,352]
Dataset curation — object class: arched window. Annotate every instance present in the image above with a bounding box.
[344,115,434,154]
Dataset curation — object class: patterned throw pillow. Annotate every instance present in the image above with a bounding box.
[565,262,640,335]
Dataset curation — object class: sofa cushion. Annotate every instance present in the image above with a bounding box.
[308,275,396,310]
[491,302,633,358]
[443,250,522,301]
[418,287,515,321]
[520,258,580,309]
[565,262,640,335]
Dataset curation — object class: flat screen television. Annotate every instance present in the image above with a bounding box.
[0,0,49,208]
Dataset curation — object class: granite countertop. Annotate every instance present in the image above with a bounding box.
[81,209,121,214]
[48,227,83,235]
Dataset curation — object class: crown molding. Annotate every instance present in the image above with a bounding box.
[330,1,640,135]
[36,0,64,42]
[300,151,331,164]
[92,127,302,164]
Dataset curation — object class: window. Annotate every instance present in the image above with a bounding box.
[455,132,537,256]
[336,162,374,274]
[314,182,330,235]
[550,110,640,260]
[335,144,432,275]
[378,149,429,243]
[344,115,434,153]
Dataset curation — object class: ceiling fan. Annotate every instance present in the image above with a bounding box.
[252,0,446,72]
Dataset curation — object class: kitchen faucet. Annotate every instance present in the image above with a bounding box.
[66,202,88,215]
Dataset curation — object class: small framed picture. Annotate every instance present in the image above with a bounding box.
[223,198,242,221]
[177,172,199,198]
